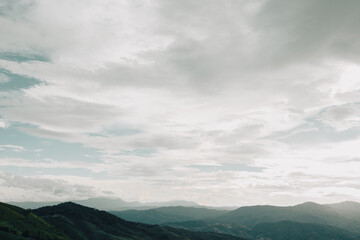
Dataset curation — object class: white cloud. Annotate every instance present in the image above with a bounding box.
[0,145,24,151]
[333,64,360,94]
[321,104,360,131]
[0,171,98,202]
[0,0,360,205]
[0,119,8,128]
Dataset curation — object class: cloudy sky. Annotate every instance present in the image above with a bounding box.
[1,0,360,206]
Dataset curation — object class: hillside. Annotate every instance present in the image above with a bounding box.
[252,221,359,240]
[111,206,228,224]
[326,201,360,222]
[34,202,246,240]
[166,219,360,240]
[0,202,69,240]
[165,220,253,239]
[3,200,360,240]
[216,202,360,233]
[9,197,200,211]
[165,202,360,240]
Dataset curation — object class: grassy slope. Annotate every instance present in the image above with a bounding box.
[252,221,359,240]
[111,206,228,224]
[0,202,70,240]
[34,202,246,240]
[165,202,360,239]
[216,202,360,233]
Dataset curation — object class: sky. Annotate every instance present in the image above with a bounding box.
[0,0,360,207]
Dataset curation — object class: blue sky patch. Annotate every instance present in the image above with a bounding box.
[0,123,103,163]
[0,52,50,63]
[116,148,156,157]
[87,126,142,137]
[0,68,42,91]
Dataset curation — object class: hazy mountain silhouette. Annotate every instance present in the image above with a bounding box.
[3,200,360,240]
[111,206,228,224]
[33,202,246,240]
[326,201,360,222]
[1,201,246,240]
[8,197,200,211]
[164,201,360,239]
[216,201,360,233]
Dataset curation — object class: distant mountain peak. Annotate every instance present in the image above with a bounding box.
[292,201,333,213]
[333,201,360,206]
[295,201,322,207]
[46,201,86,209]
[32,201,246,240]
[7,197,201,211]
[35,201,101,216]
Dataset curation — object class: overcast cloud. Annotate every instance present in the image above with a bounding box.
[0,0,360,206]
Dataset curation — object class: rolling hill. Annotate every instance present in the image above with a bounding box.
[326,201,360,222]
[252,220,359,240]
[216,202,360,233]
[33,202,246,240]
[164,201,360,240]
[8,197,200,211]
[0,202,69,240]
[111,206,228,224]
[3,200,360,240]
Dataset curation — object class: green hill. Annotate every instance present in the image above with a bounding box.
[111,206,228,224]
[3,200,360,240]
[166,219,360,240]
[8,198,201,211]
[34,202,246,240]
[252,220,359,240]
[165,220,253,239]
[216,202,360,233]
[326,201,360,222]
[0,202,70,240]
[165,202,360,239]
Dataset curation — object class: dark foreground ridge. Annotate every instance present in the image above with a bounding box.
[34,202,246,240]
[2,200,360,240]
[0,201,246,240]
[0,202,69,240]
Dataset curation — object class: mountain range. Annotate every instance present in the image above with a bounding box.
[0,202,69,240]
[110,206,228,224]
[8,197,202,211]
[162,201,360,239]
[1,201,245,240]
[2,200,360,240]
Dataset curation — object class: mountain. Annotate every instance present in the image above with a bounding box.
[166,219,360,240]
[252,220,359,240]
[2,200,360,240]
[326,201,360,222]
[6,201,63,210]
[215,201,360,233]
[0,202,69,240]
[165,220,253,239]
[145,200,200,207]
[8,197,200,211]
[33,202,246,240]
[7,198,140,210]
[164,202,360,239]
[111,206,229,224]
[74,198,200,210]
